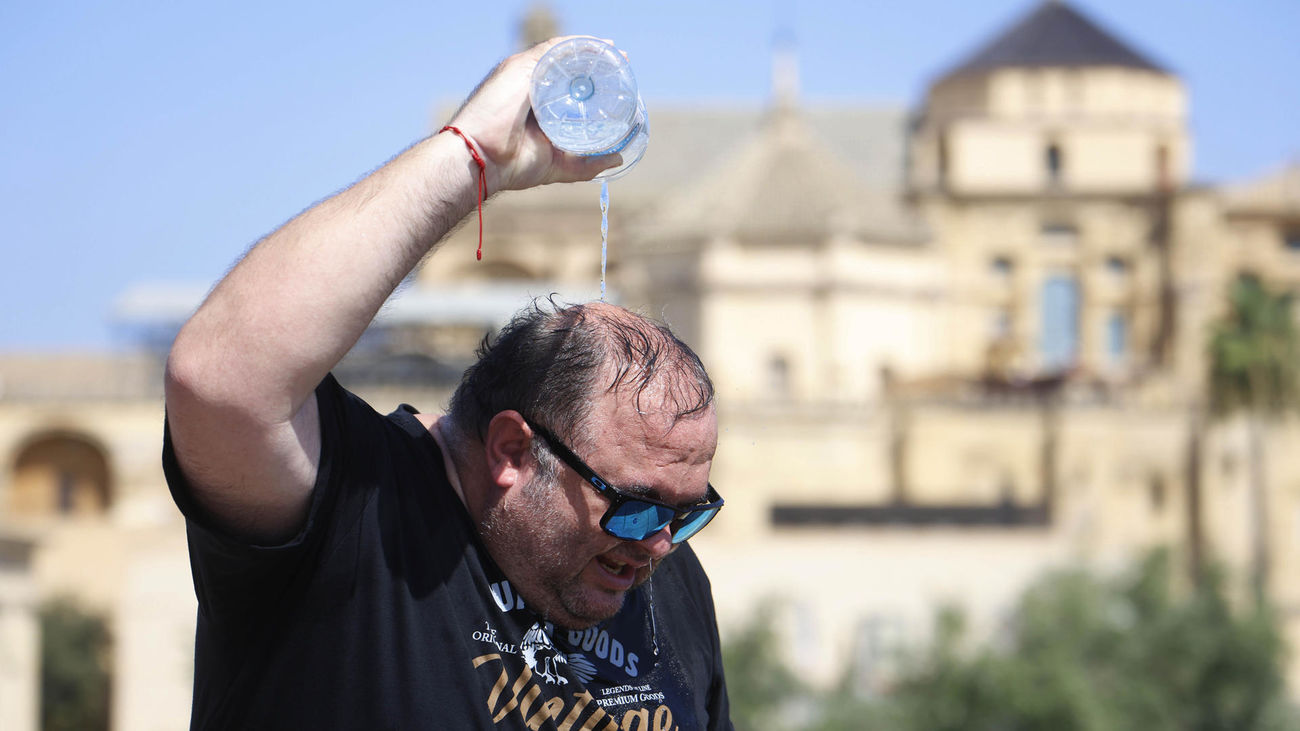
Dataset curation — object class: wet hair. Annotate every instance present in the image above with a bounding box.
[447,298,714,449]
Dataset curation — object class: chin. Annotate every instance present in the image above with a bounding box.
[555,560,662,627]
[552,585,628,630]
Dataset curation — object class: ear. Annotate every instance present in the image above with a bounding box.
[483,410,534,491]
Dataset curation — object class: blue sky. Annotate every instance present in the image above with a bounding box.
[2,0,1297,350]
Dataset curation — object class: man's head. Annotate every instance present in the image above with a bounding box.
[446,300,717,628]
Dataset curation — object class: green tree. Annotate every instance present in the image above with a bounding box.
[40,598,111,731]
[830,551,1298,731]
[723,553,1298,729]
[1207,275,1300,604]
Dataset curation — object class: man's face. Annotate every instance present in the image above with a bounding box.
[481,390,717,630]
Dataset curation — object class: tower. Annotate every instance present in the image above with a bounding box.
[909,1,1191,381]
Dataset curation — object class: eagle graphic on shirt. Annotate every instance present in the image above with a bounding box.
[521,621,597,685]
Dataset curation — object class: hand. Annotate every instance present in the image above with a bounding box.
[447,36,622,194]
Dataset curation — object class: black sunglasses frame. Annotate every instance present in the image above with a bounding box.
[523,418,724,543]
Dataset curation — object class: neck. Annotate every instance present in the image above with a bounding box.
[427,416,469,509]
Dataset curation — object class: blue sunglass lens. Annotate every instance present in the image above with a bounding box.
[606,503,676,540]
[670,507,719,544]
[605,501,720,543]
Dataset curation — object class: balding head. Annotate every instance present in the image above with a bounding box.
[446,299,714,449]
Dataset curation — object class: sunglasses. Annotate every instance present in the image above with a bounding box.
[524,418,724,544]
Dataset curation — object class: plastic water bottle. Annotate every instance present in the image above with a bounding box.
[529,38,649,180]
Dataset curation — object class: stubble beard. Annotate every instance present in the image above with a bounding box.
[478,472,630,630]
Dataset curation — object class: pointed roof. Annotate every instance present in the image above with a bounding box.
[941,1,1167,80]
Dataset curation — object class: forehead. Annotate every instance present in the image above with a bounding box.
[583,382,716,445]
[578,387,717,498]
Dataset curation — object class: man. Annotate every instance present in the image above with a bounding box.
[163,36,733,730]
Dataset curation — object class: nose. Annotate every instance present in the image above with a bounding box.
[633,525,674,560]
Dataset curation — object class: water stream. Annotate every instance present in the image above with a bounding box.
[599,179,609,301]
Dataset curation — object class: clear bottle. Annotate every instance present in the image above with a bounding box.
[529,38,649,180]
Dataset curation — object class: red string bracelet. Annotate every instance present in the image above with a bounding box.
[439,125,487,260]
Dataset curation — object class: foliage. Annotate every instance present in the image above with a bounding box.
[40,598,111,731]
[1205,274,1300,604]
[723,551,1300,730]
[875,551,1295,731]
[722,601,808,731]
[1208,275,1300,417]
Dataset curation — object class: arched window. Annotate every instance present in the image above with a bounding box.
[9,433,110,518]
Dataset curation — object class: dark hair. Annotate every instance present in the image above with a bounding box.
[447,299,714,447]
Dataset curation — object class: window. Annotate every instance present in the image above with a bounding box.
[1284,230,1300,252]
[1105,255,1129,285]
[991,256,1014,283]
[1107,311,1128,365]
[1046,142,1063,186]
[1041,222,1079,247]
[1040,275,1080,371]
[768,355,791,396]
[1148,473,1166,513]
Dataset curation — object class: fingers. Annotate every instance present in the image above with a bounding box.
[452,36,630,191]
[523,36,625,69]
[551,151,623,185]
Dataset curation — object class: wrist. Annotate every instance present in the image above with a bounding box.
[437,126,490,261]
[439,125,506,197]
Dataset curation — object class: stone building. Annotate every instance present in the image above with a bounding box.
[2,2,1299,727]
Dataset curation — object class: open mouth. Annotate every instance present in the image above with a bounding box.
[592,555,636,591]
[597,556,630,576]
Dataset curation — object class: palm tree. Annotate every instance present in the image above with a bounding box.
[1207,275,1300,606]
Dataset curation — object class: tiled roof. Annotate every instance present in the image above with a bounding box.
[940,0,1167,80]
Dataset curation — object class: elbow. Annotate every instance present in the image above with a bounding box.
[165,320,252,418]
[164,321,304,426]
[164,325,218,416]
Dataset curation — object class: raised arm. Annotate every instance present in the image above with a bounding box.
[164,38,615,542]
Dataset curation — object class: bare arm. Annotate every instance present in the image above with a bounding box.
[165,38,615,542]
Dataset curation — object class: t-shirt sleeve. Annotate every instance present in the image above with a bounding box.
[162,373,382,628]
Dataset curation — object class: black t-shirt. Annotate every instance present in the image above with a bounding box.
[164,375,733,730]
